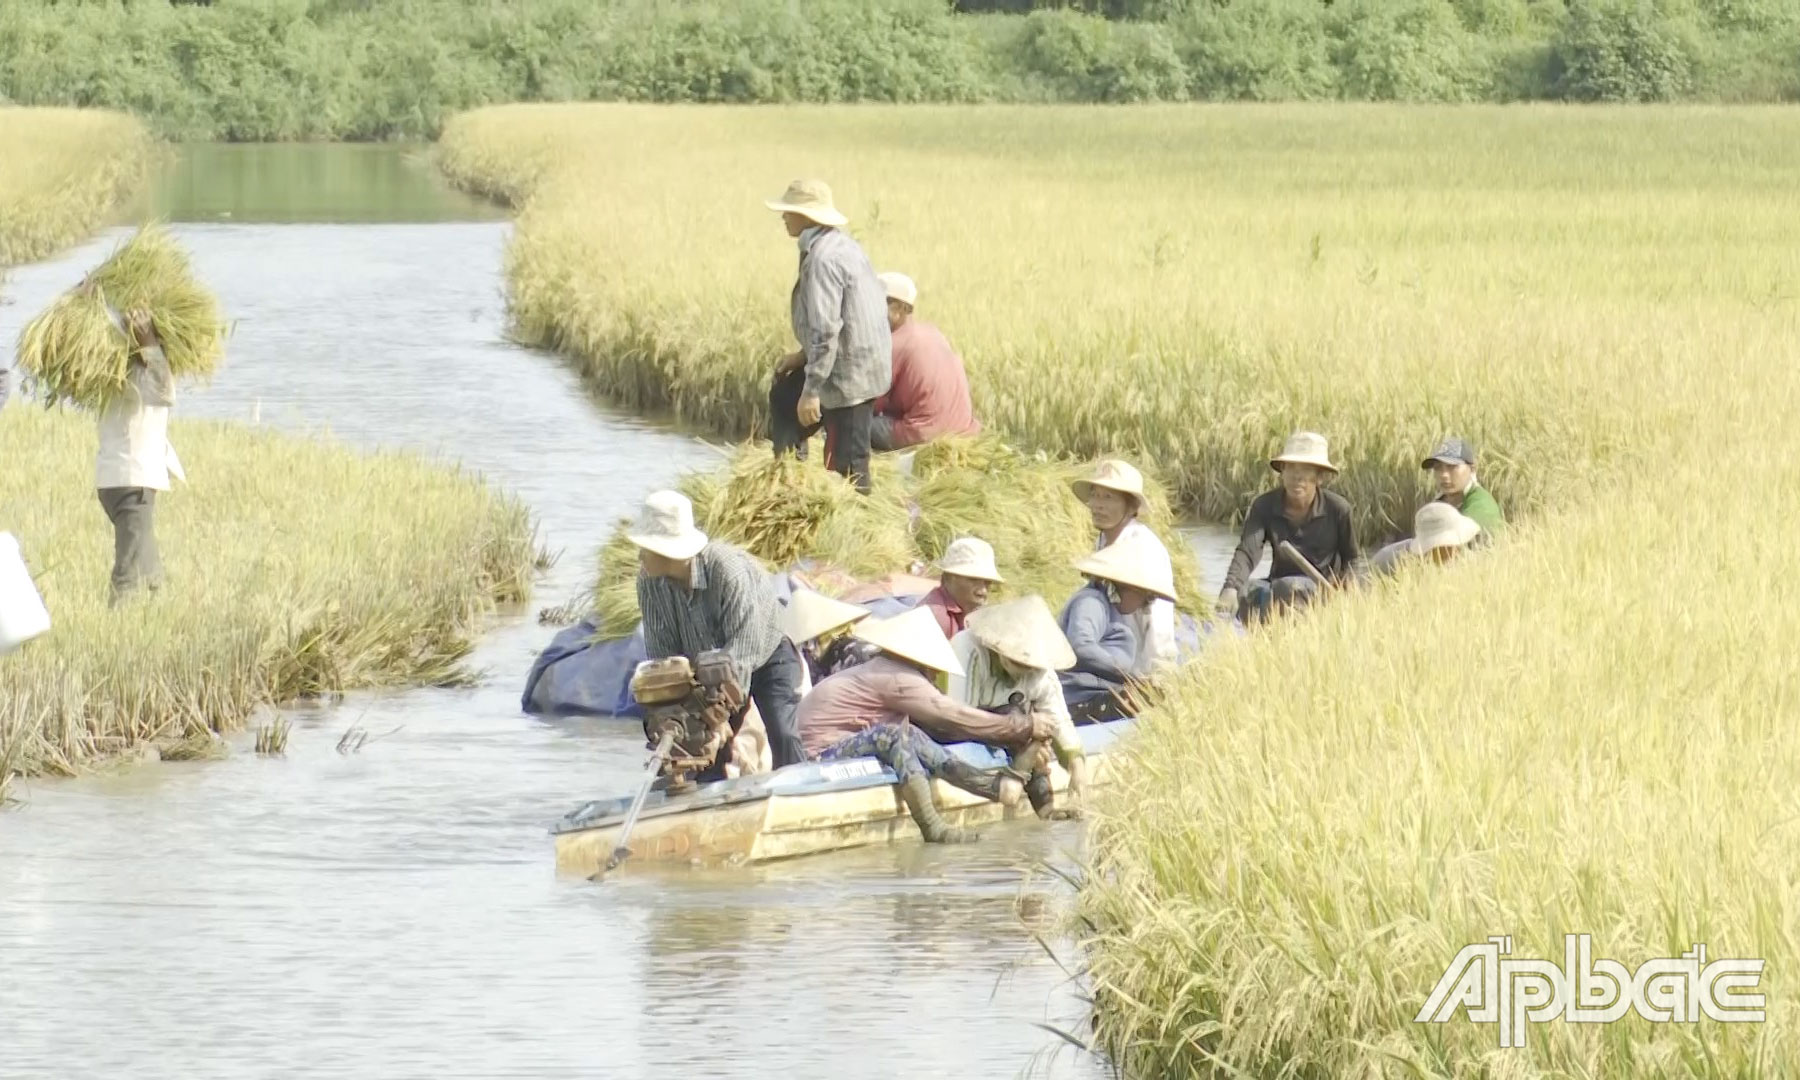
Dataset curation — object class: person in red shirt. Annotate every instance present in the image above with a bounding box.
[919,537,1003,641]
[869,272,980,451]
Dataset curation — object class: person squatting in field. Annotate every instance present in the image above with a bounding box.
[867,271,980,451]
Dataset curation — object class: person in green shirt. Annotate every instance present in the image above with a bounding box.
[1421,437,1504,536]
[1371,437,1506,575]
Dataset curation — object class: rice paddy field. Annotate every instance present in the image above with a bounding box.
[0,409,538,793]
[440,103,1800,1075]
[0,107,156,265]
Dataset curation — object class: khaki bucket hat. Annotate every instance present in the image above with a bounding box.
[853,607,964,676]
[781,588,869,645]
[1410,502,1482,555]
[765,179,849,228]
[1071,459,1146,510]
[966,596,1076,672]
[1074,537,1178,603]
[1270,431,1337,474]
[936,537,1004,583]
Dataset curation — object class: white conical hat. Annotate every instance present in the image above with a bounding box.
[852,607,964,676]
[1410,502,1482,554]
[1074,536,1178,602]
[965,595,1076,672]
[781,588,869,644]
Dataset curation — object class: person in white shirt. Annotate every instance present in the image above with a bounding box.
[96,309,183,605]
[948,595,1089,819]
[1071,460,1175,674]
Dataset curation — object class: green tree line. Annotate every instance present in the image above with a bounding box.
[2,0,1795,141]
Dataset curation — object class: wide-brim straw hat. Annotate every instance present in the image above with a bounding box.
[966,596,1076,672]
[1071,459,1146,510]
[937,536,1004,583]
[1410,502,1482,554]
[853,607,964,676]
[878,271,917,308]
[765,178,848,228]
[1270,430,1337,474]
[627,490,708,560]
[782,588,869,645]
[1074,537,1178,603]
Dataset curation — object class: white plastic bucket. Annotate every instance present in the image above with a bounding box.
[0,532,52,654]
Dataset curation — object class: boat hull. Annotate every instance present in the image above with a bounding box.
[553,719,1132,873]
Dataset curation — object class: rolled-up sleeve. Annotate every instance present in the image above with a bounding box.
[1222,500,1271,595]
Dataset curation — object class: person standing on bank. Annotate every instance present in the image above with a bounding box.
[766,179,891,495]
[631,490,808,770]
[97,308,184,606]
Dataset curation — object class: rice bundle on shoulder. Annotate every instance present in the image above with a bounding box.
[16,224,227,409]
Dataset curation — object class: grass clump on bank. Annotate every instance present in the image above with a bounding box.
[581,437,1200,639]
[0,410,538,795]
[439,103,1797,538]
[0,108,154,265]
[18,224,229,408]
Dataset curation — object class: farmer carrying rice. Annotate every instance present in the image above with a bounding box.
[868,272,980,451]
[766,179,891,495]
[1058,537,1178,724]
[948,596,1088,820]
[1073,460,1176,675]
[630,490,807,771]
[799,607,1060,844]
[95,307,185,605]
[1216,431,1364,625]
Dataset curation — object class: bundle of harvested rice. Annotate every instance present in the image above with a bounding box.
[588,450,915,637]
[911,438,1096,606]
[585,438,1205,639]
[17,224,226,408]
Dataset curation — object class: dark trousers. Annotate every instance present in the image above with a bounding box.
[748,637,806,768]
[695,638,807,783]
[97,487,162,603]
[768,369,874,494]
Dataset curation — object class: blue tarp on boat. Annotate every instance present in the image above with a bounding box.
[520,571,931,719]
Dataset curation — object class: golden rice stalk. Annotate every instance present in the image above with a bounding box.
[16,223,227,408]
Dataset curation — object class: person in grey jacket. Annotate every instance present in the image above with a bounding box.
[1056,537,1178,723]
[765,179,892,495]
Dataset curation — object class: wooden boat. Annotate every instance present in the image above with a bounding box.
[552,718,1134,874]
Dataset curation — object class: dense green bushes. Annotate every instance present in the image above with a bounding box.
[2,0,1796,139]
